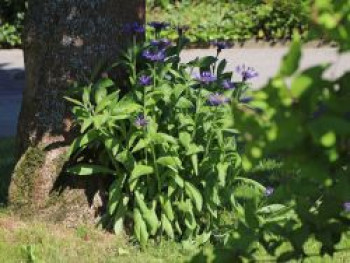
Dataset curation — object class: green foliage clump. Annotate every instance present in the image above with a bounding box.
[192,1,350,261]
[147,0,309,43]
[0,0,25,48]
[0,23,21,48]
[65,28,279,247]
[0,0,310,47]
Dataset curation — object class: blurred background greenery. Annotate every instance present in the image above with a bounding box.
[0,0,310,48]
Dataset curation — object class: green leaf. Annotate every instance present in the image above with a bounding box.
[82,86,91,106]
[197,56,218,70]
[161,214,175,239]
[151,133,178,145]
[279,36,301,77]
[135,192,160,236]
[185,182,203,211]
[95,78,114,89]
[67,129,99,158]
[167,172,185,188]
[66,164,114,176]
[257,204,290,215]
[185,210,197,231]
[179,132,192,147]
[95,91,119,113]
[129,165,154,183]
[113,196,129,235]
[93,114,108,129]
[132,139,149,153]
[94,86,107,105]
[133,208,149,247]
[191,154,199,176]
[112,97,141,116]
[157,156,182,170]
[217,162,229,186]
[217,59,227,76]
[64,96,84,107]
[104,138,120,157]
[116,150,135,172]
[235,177,266,192]
[176,97,194,109]
[186,144,204,155]
[108,176,125,215]
[160,196,175,222]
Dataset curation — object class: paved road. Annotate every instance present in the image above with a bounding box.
[1,48,350,138]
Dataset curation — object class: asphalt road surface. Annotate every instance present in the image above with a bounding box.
[1,48,349,137]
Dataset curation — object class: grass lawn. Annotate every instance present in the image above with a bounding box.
[0,138,349,262]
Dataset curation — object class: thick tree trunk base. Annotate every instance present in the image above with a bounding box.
[9,144,106,227]
[9,0,145,227]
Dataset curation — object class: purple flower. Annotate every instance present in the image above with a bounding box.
[344,202,350,212]
[123,22,145,34]
[139,75,152,86]
[150,38,172,49]
[195,71,217,85]
[265,187,274,197]
[134,115,148,128]
[207,93,230,106]
[212,41,231,53]
[149,21,170,32]
[236,65,259,82]
[239,97,253,104]
[222,80,236,90]
[142,49,166,62]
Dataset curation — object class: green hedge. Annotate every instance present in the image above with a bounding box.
[0,0,309,47]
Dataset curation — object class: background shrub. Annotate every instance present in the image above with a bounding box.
[0,0,310,48]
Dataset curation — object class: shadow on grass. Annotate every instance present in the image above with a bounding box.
[0,137,15,205]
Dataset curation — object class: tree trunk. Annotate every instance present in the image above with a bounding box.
[9,0,145,227]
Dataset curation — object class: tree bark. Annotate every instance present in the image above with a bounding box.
[9,0,145,227]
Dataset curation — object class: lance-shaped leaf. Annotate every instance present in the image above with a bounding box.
[133,208,149,247]
[67,129,100,158]
[161,213,175,239]
[185,182,203,211]
[129,165,154,183]
[135,191,160,236]
[66,164,114,176]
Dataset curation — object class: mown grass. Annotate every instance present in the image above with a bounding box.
[0,138,349,262]
[0,211,195,263]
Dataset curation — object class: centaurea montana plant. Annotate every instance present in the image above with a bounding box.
[65,21,278,249]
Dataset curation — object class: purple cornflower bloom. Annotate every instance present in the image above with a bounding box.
[236,65,259,82]
[239,97,253,104]
[134,115,148,128]
[222,80,236,90]
[142,49,166,62]
[139,75,152,86]
[212,41,231,53]
[265,187,274,197]
[207,93,230,106]
[195,71,217,85]
[150,38,172,49]
[123,22,145,34]
[149,21,170,32]
[344,202,350,212]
